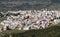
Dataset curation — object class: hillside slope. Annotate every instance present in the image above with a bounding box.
[0,0,60,11]
[0,25,60,37]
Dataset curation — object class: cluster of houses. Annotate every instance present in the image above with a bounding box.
[0,9,60,32]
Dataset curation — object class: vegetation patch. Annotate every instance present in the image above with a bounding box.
[0,25,60,37]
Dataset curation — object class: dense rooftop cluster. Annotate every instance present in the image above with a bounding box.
[0,9,60,32]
